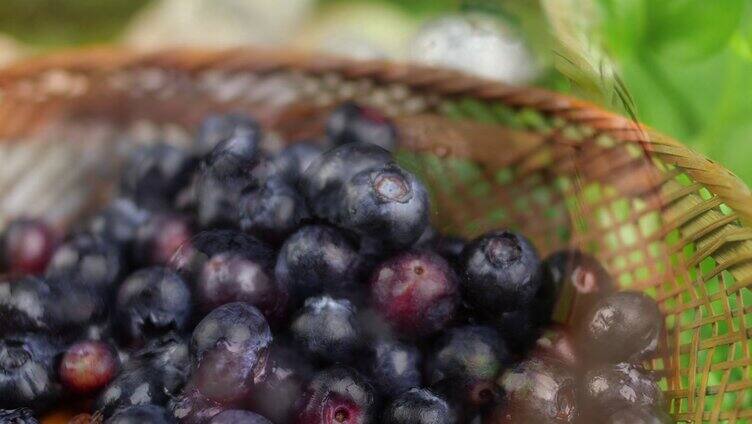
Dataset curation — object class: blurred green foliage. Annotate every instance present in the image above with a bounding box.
[0,0,750,183]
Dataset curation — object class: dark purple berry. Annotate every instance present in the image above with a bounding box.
[496,355,578,423]
[367,338,422,398]
[370,251,459,336]
[238,177,310,244]
[115,267,192,346]
[270,142,323,183]
[275,225,363,306]
[196,252,282,318]
[131,332,191,395]
[581,363,663,418]
[491,307,545,353]
[46,234,122,294]
[383,388,457,424]
[291,296,362,364]
[605,406,673,424]
[0,408,38,424]
[107,405,172,424]
[134,212,194,266]
[1,218,58,276]
[0,333,61,411]
[169,386,226,424]
[96,364,169,417]
[59,340,119,394]
[427,325,510,408]
[209,410,272,424]
[533,325,578,367]
[197,114,261,163]
[88,198,150,249]
[120,143,197,210]
[297,366,378,424]
[545,250,614,324]
[327,102,397,151]
[577,291,662,363]
[461,230,542,314]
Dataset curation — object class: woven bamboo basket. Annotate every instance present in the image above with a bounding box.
[0,48,750,423]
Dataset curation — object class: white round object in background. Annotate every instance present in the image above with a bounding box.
[408,13,538,85]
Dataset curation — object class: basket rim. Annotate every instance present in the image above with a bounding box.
[1,46,751,226]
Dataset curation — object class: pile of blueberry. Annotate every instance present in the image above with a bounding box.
[0,103,670,423]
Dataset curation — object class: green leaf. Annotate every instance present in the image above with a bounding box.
[648,0,746,62]
[597,0,648,58]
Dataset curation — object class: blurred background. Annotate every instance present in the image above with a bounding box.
[0,0,750,184]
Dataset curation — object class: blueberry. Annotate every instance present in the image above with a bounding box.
[495,355,578,423]
[270,142,323,184]
[427,325,510,407]
[203,125,263,179]
[413,227,468,266]
[544,250,614,324]
[0,276,104,336]
[297,365,378,424]
[130,332,191,395]
[291,296,362,364]
[106,405,173,424]
[250,342,314,424]
[275,225,363,306]
[0,408,38,424]
[370,251,459,336]
[491,307,546,354]
[209,410,272,424]
[383,388,457,424]
[88,198,151,249]
[367,338,422,398]
[327,102,397,151]
[301,143,392,219]
[335,163,430,248]
[581,363,663,419]
[190,303,272,403]
[238,177,310,244]
[96,364,169,417]
[120,143,197,210]
[115,268,192,346]
[169,386,226,424]
[461,230,542,314]
[59,340,119,394]
[605,406,673,424]
[194,167,254,229]
[196,113,260,157]
[134,212,194,266]
[0,333,62,411]
[1,218,59,276]
[46,233,123,295]
[576,291,662,363]
[195,252,282,318]
[170,230,275,287]
[532,324,578,367]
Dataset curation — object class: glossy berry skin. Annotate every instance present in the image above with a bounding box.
[120,143,197,210]
[427,325,510,407]
[370,250,459,336]
[275,225,363,306]
[130,332,191,396]
[368,338,422,397]
[495,355,578,424]
[59,340,119,394]
[581,363,663,418]
[46,234,122,294]
[134,212,193,266]
[0,333,61,411]
[533,325,578,367]
[577,291,662,363]
[271,142,323,183]
[88,198,150,249]
[209,410,272,424]
[291,296,362,364]
[197,114,262,162]
[605,406,673,424]
[96,364,169,417]
[196,252,281,318]
[169,387,226,424]
[0,408,39,424]
[383,388,457,424]
[115,267,192,346]
[544,250,614,324]
[238,177,310,244]
[327,102,397,152]
[190,303,272,403]
[106,405,173,424]
[297,366,378,424]
[171,230,275,284]
[336,163,429,248]
[461,230,542,314]
[250,343,314,423]
[1,218,58,276]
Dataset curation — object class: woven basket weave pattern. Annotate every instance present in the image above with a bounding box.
[1,49,751,423]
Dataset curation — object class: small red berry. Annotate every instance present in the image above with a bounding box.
[59,340,119,394]
[2,218,58,275]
